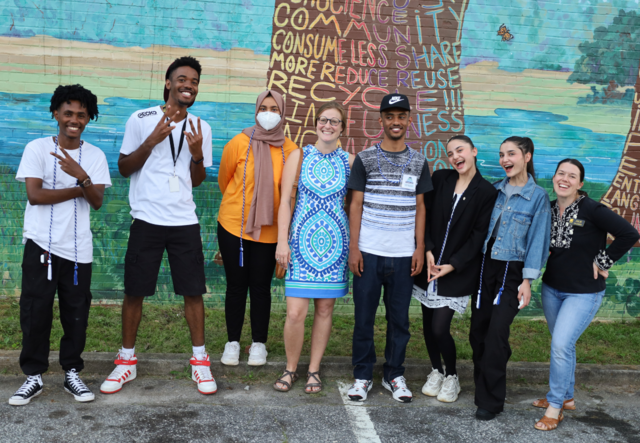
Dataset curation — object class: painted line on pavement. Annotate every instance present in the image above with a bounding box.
[337,382,382,443]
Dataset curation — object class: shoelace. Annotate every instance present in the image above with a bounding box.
[107,364,132,380]
[194,365,214,381]
[352,379,369,390]
[441,377,455,392]
[392,376,409,391]
[66,369,89,393]
[15,376,41,396]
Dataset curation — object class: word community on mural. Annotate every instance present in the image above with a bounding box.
[267,0,468,169]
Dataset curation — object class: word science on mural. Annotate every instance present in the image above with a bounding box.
[267,0,469,169]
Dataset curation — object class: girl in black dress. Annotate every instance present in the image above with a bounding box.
[413,135,498,402]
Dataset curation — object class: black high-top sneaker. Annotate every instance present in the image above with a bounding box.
[8,375,43,406]
[64,369,95,402]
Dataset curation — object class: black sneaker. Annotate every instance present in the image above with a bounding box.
[8,375,43,406]
[64,369,95,402]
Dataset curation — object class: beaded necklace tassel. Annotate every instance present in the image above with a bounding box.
[49,136,82,285]
[493,262,509,305]
[238,130,285,267]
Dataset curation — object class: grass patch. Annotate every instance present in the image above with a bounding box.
[0,301,639,365]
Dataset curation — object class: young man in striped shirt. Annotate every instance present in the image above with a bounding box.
[346,94,432,403]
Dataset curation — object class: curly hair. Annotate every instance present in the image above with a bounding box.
[49,84,99,121]
[164,56,202,102]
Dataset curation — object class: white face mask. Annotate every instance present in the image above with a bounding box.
[256,111,281,131]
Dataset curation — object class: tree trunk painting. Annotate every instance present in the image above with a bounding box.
[266,0,470,169]
[601,65,640,245]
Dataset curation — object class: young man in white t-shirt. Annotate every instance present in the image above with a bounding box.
[9,85,112,406]
[100,56,216,395]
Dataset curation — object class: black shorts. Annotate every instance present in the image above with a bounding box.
[124,219,206,297]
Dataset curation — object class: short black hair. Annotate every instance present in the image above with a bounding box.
[165,56,202,82]
[50,84,99,121]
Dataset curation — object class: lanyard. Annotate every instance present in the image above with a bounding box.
[429,193,463,294]
[168,117,188,173]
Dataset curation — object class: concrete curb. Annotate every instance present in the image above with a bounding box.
[1,351,639,385]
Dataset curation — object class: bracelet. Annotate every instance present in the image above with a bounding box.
[191,157,204,165]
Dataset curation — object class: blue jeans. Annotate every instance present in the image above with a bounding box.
[541,283,604,409]
[352,252,414,382]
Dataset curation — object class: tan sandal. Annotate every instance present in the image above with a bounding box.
[273,370,298,392]
[304,371,322,394]
[534,410,564,431]
[532,398,576,410]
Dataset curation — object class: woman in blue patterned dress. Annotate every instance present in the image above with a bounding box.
[273,102,354,393]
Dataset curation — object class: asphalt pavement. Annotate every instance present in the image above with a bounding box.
[0,372,638,443]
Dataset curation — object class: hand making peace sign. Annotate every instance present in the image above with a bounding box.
[145,105,181,148]
[50,147,88,181]
[185,117,204,161]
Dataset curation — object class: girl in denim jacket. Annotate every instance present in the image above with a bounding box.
[471,136,551,421]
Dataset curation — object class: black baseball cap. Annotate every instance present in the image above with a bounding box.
[380,93,411,112]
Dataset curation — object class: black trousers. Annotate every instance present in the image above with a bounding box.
[19,239,92,375]
[470,245,524,413]
[217,223,276,343]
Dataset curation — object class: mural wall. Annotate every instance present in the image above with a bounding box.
[0,0,639,318]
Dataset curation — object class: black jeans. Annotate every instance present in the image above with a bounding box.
[352,252,414,382]
[19,240,92,375]
[470,243,524,413]
[217,223,276,343]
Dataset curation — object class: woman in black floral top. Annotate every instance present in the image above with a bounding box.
[533,159,639,431]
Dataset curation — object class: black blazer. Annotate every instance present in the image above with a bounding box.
[414,169,498,297]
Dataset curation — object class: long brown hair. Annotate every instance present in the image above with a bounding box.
[502,136,536,182]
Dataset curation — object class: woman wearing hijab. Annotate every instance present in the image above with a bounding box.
[217,90,299,366]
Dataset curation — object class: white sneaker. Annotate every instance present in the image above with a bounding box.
[422,368,445,397]
[100,353,137,394]
[247,342,268,366]
[220,341,240,366]
[190,354,217,395]
[348,379,373,402]
[382,376,413,403]
[8,375,43,406]
[437,375,461,403]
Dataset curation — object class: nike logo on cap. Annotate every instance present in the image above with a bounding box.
[389,96,403,104]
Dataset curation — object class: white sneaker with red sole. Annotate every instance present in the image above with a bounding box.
[100,353,137,394]
[191,354,217,395]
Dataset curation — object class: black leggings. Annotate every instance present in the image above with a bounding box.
[421,304,457,376]
[217,223,277,343]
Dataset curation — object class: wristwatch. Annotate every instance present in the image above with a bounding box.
[77,177,93,188]
[191,157,204,165]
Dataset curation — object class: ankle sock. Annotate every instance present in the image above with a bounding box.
[192,345,207,360]
[120,347,135,360]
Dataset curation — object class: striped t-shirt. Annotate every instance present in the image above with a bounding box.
[348,144,432,257]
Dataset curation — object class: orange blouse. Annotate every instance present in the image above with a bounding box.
[217,133,299,243]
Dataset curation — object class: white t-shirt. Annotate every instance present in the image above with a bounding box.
[120,106,213,226]
[16,137,112,263]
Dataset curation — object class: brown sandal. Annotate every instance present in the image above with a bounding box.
[304,371,322,394]
[273,370,298,392]
[534,410,564,431]
[532,398,576,410]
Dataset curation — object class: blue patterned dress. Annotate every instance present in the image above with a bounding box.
[285,145,350,298]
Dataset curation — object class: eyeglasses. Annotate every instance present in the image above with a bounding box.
[318,117,342,127]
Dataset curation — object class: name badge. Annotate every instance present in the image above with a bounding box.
[401,174,418,191]
[569,218,585,227]
[169,175,180,193]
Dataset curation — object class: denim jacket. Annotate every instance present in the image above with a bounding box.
[482,174,551,280]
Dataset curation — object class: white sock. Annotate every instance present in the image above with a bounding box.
[120,347,135,359]
[192,345,206,360]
